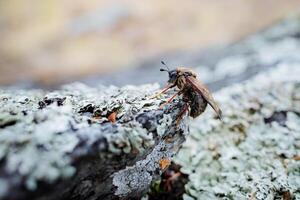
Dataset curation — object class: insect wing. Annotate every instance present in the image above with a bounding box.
[185,76,222,119]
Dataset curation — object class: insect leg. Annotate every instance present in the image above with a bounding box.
[150,83,175,99]
[176,103,189,127]
[159,90,182,109]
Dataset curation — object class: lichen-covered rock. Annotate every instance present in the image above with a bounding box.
[0,83,188,200]
[2,14,300,200]
[174,65,300,200]
[193,14,300,89]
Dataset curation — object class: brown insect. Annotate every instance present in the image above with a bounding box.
[152,61,222,124]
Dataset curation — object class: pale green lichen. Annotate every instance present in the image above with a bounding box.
[194,14,300,89]
[156,114,173,136]
[175,65,300,200]
[106,121,155,154]
[0,82,174,197]
[112,97,188,198]
[113,131,188,197]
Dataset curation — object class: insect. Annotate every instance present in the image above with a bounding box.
[152,61,222,124]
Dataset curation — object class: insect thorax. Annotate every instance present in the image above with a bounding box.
[177,76,186,90]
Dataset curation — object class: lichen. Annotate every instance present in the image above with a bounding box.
[0,82,184,198]
[174,65,300,199]
[113,137,188,197]
[156,114,173,136]
[194,14,300,90]
[112,99,189,198]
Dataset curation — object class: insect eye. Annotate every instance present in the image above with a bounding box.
[168,70,178,83]
[169,71,177,77]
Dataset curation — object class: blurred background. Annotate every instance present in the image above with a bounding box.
[1,0,300,88]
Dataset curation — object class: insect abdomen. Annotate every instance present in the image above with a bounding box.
[190,92,207,118]
[183,90,207,118]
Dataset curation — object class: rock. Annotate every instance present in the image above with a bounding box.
[174,64,300,200]
[2,14,300,200]
[0,83,189,200]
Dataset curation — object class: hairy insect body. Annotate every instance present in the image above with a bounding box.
[153,62,222,122]
[175,69,207,118]
[182,88,207,118]
[176,68,196,89]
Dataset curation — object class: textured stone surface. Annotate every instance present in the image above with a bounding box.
[1,14,300,200]
[174,65,300,200]
[0,83,189,200]
[139,15,300,200]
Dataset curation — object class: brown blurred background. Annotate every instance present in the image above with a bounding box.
[0,0,300,87]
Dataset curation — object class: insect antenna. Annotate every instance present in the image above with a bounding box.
[160,61,170,72]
